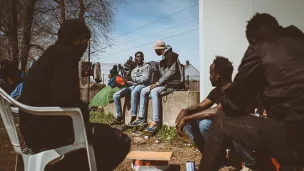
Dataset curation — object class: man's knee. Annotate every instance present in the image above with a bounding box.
[150,88,160,98]
[113,92,121,100]
[198,119,212,135]
[140,87,150,96]
[131,89,140,98]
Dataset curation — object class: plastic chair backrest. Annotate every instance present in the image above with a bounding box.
[0,88,21,153]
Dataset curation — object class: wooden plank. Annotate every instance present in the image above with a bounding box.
[126,151,172,161]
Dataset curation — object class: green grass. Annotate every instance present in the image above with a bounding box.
[89,111,114,124]
[156,125,177,141]
[89,110,177,141]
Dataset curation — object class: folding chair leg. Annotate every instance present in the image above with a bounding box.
[15,154,24,171]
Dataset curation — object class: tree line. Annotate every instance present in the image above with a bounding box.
[0,0,122,72]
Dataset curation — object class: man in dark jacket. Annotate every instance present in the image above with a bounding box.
[19,19,130,171]
[199,13,304,171]
[130,40,182,133]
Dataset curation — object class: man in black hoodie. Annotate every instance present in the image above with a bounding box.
[19,19,130,171]
[199,13,304,171]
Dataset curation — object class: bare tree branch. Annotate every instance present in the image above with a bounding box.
[78,0,85,20]
[59,0,65,24]
[30,43,45,52]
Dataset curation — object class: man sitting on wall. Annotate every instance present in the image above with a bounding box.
[111,51,152,125]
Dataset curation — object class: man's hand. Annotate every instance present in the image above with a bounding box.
[176,118,186,136]
[126,81,133,87]
[150,84,157,90]
[175,109,188,124]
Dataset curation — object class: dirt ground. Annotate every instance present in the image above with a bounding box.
[0,119,201,171]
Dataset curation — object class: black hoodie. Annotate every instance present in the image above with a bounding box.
[222,25,304,122]
[19,42,85,150]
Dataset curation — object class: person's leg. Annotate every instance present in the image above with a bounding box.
[113,87,134,118]
[150,86,165,123]
[145,86,165,132]
[183,120,205,154]
[45,123,131,171]
[128,86,151,127]
[138,86,151,119]
[233,141,258,170]
[198,119,212,142]
[130,85,146,121]
[88,123,131,171]
[199,110,304,171]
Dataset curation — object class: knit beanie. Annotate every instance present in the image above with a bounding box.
[153,40,166,50]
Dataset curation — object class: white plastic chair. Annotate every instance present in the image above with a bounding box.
[0,88,97,171]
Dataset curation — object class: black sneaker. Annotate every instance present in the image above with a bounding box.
[110,118,125,125]
[127,118,147,127]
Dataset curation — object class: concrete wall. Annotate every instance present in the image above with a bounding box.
[103,91,200,126]
[199,0,304,100]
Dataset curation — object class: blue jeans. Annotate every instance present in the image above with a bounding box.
[113,85,146,117]
[183,119,212,153]
[138,86,165,122]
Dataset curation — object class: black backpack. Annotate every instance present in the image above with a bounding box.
[147,61,160,84]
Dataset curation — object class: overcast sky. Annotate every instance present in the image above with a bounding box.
[91,0,199,69]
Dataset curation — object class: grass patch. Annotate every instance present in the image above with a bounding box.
[89,111,114,124]
[156,125,177,141]
[89,111,177,141]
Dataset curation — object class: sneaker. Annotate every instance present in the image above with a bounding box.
[110,117,125,125]
[127,118,147,127]
[145,122,161,133]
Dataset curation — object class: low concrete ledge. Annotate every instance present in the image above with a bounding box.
[103,91,200,126]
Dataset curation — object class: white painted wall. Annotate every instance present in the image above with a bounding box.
[199,0,304,100]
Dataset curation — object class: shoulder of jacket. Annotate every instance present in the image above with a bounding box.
[165,51,179,57]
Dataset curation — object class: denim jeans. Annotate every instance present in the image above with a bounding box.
[199,110,304,171]
[138,86,165,122]
[113,85,146,117]
[183,119,212,153]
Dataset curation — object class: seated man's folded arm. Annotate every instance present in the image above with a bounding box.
[175,98,214,124]
[183,106,218,122]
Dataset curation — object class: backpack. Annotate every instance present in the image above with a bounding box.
[147,61,160,84]
[166,59,185,89]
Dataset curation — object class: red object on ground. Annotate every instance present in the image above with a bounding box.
[145,161,152,166]
[134,160,145,166]
[271,158,280,171]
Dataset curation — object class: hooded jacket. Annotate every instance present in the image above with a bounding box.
[222,25,304,122]
[157,45,182,86]
[19,42,85,150]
